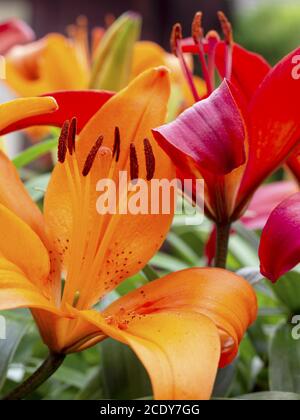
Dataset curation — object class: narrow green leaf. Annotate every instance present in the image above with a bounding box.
[75,368,104,400]
[100,339,151,399]
[270,322,300,393]
[150,252,188,272]
[142,265,159,282]
[234,391,300,400]
[271,271,300,313]
[166,231,198,265]
[13,138,58,169]
[0,317,29,392]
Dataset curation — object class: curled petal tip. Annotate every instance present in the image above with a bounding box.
[154,65,170,76]
[43,96,59,111]
[124,11,142,21]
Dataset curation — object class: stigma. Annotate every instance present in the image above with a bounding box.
[170,10,234,101]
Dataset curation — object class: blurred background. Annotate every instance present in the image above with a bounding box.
[0,0,299,63]
[1,0,300,156]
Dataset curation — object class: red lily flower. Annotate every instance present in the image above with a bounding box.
[259,192,300,282]
[153,12,300,225]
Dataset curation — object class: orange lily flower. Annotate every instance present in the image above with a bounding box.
[0,68,257,400]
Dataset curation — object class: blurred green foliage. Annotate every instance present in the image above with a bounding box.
[234,1,300,64]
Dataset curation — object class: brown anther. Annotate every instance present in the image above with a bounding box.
[68,117,77,155]
[192,12,204,43]
[113,126,121,162]
[143,138,155,181]
[217,11,233,45]
[130,143,139,181]
[58,120,70,163]
[82,135,104,176]
[170,23,183,56]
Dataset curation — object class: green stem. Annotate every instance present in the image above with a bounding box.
[215,223,231,268]
[2,352,66,401]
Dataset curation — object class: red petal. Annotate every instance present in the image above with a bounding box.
[237,48,300,211]
[215,42,270,102]
[259,192,300,282]
[0,90,114,135]
[181,40,270,102]
[0,19,35,55]
[152,80,246,177]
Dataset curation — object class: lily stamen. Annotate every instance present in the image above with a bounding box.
[143,138,156,181]
[171,23,200,102]
[217,11,233,79]
[113,126,121,162]
[192,12,213,95]
[58,120,70,163]
[82,135,104,176]
[206,31,220,91]
[130,143,139,181]
[68,117,77,155]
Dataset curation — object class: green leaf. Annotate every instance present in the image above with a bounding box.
[271,271,300,313]
[151,252,188,272]
[166,231,198,266]
[234,392,300,400]
[229,235,259,267]
[0,317,29,392]
[75,368,104,400]
[233,222,260,251]
[100,339,151,399]
[13,138,58,169]
[213,363,236,398]
[270,322,300,393]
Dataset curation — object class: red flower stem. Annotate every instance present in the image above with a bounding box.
[2,352,66,400]
[215,223,231,268]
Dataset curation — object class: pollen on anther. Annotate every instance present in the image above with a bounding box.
[217,11,233,45]
[170,23,182,56]
[130,143,139,181]
[192,11,203,42]
[113,126,121,162]
[82,135,104,176]
[68,117,77,155]
[143,138,156,181]
[58,120,70,163]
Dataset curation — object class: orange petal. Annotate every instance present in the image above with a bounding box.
[0,96,58,132]
[0,203,51,296]
[5,34,87,96]
[44,68,175,308]
[0,257,59,314]
[78,309,221,400]
[0,151,45,240]
[103,267,257,367]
